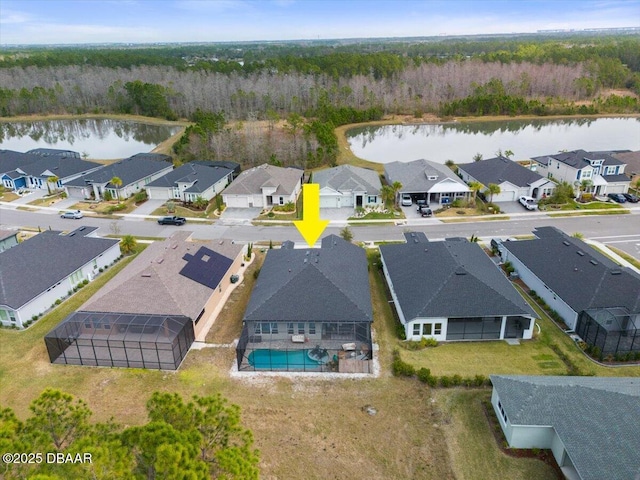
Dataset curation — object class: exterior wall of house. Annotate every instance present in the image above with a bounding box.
[193,246,246,340]
[405,317,447,341]
[0,234,19,252]
[501,250,579,330]
[530,178,556,199]
[223,193,263,208]
[489,182,520,202]
[380,257,406,326]
[1,243,121,328]
[245,320,324,343]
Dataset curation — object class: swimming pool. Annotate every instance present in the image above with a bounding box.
[247,349,324,370]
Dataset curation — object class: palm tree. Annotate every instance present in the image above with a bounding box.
[380,185,394,208]
[468,181,483,203]
[110,176,123,201]
[579,179,593,200]
[473,153,483,162]
[391,181,403,209]
[119,235,137,255]
[46,175,59,195]
[504,149,514,158]
[487,183,501,203]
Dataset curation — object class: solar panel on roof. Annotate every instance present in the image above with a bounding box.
[179,246,233,289]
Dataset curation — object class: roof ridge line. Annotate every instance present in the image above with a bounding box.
[311,261,372,322]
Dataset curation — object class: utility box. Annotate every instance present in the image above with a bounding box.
[230,274,239,284]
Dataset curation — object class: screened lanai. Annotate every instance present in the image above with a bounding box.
[45,311,194,370]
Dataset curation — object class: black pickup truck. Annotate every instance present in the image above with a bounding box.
[157,216,186,225]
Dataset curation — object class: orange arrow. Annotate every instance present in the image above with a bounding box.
[294,183,329,247]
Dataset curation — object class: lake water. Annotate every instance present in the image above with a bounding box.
[347,117,640,164]
[0,118,182,159]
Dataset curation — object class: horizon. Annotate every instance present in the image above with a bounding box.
[1,0,639,46]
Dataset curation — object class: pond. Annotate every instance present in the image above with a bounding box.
[0,118,182,159]
[347,117,640,164]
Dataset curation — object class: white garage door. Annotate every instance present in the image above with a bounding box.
[492,190,516,203]
[320,195,340,208]
[146,187,170,201]
[224,195,249,208]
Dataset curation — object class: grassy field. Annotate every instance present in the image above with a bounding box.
[608,246,640,269]
[548,210,628,217]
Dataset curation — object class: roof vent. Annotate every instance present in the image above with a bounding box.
[590,260,598,266]
[562,241,570,246]
[455,267,467,275]
[414,239,419,243]
[304,258,308,263]
[611,270,622,275]
[141,273,151,278]
[577,251,585,256]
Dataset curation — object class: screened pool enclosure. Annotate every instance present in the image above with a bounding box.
[45,311,195,370]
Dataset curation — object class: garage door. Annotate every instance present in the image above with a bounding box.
[492,191,516,202]
[224,195,249,208]
[320,195,340,208]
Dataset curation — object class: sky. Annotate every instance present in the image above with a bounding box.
[0,0,639,45]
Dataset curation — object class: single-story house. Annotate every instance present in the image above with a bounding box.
[1,149,102,192]
[27,148,81,158]
[45,231,245,370]
[498,226,640,357]
[0,227,120,328]
[0,229,19,253]
[531,150,630,195]
[313,164,383,209]
[384,159,471,205]
[490,375,640,480]
[146,163,234,202]
[613,150,640,186]
[458,156,556,202]
[192,160,241,180]
[380,232,536,341]
[222,163,302,208]
[64,154,173,200]
[236,235,373,372]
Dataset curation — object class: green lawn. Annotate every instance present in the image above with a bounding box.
[348,209,404,220]
[150,203,217,219]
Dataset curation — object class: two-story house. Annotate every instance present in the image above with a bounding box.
[531,150,630,196]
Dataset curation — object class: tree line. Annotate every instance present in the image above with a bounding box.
[0,389,259,480]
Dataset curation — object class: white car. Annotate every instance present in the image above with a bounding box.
[518,196,538,211]
[401,193,412,206]
[61,210,83,219]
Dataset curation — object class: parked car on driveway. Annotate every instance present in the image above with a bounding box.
[518,196,538,211]
[416,199,428,211]
[607,193,627,203]
[622,193,639,203]
[157,216,186,225]
[61,210,83,219]
[401,193,412,206]
[419,207,433,217]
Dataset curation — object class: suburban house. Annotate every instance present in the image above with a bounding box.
[498,227,640,357]
[45,232,245,370]
[313,164,383,209]
[1,149,102,192]
[380,232,536,342]
[146,162,234,202]
[531,149,630,195]
[458,156,555,202]
[613,150,640,186]
[64,154,173,200]
[27,148,81,158]
[490,375,640,480]
[384,159,471,205]
[222,163,303,209]
[0,229,19,253]
[236,235,373,373]
[192,160,241,180]
[0,227,120,328]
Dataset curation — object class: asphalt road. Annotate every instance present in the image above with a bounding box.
[1,208,639,259]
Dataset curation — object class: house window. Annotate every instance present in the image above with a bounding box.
[287,323,294,334]
[70,270,84,285]
[279,197,284,205]
[582,169,592,179]
[0,309,16,323]
[497,400,508,423]
[413,324,421,336]
[423,324,432,335]
[367,196,376,203]
[604,166,616,175]
[298,323,305,334]
[271,323,278,334]
[309,323,316,335]
[434,323,442,335]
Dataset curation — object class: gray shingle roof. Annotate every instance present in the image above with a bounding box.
[17,156,103,179]
[501,227,640,314]
[66,155,172,188]
[532,149,623,168]
[27,148,81,158]
[1,149,46,175]
[491,375,640,480]
[380,236,535,321]
[314,165,382,195]
[81,232,242,320]
[243,235,372,323]
[223,163,301,196]
[458,156,545,187]
[613,150,640,175]
[384,159,469,193]
[146,163,232,193]
[0,229,119,309]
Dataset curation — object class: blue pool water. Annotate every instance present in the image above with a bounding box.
[248,349,322,370]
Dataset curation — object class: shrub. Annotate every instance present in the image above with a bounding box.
[439,375,452,387]
[474,374,488,386]
[451,374,463,386]
[68,290,73,296]
[99,268,103,273]
[395,322,406,340]
[54,299,61,305]
[103,190,113,201]
[253,268,261,280]
[31,315,38,321]
[82,279,89,285]
[417,367,432,383]
[391,349,416,377]
[134,191,147,203]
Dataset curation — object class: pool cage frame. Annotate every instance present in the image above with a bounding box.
[575,308,640,359]
[45,311,195,370]
[236,320,373,372]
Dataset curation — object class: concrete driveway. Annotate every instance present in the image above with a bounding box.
[496,201,534,214]
[132,199,165,216]
[220,207,262,225]
[320,208,353,221]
